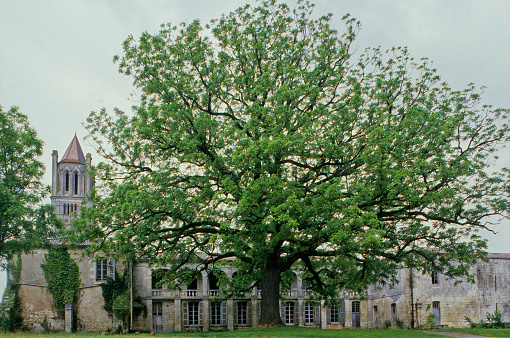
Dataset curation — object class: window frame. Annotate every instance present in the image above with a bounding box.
[432,271,439,284]
[95,259,108,282]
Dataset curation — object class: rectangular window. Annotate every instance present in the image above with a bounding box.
[188,302,200,326]
[330,303,339,323]
[284,302,294,324]
[432,272,439,284]
[304,304,314,324]
[96,259,107,282]
[391,303,397,321]
[152,271,163,289]
[210,302,221,325]
[352,301,361,328]
[237,302,248,325]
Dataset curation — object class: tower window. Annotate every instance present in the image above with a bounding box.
[64,172,69,192]
[74,172,79,195]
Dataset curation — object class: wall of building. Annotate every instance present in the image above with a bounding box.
[11,250,510,332]
[367,255,510,328]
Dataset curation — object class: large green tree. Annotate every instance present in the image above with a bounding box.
[71,1,509,325]
[0,106,59,268]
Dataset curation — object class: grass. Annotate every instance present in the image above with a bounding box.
[2,327,510,338]
[0,327,438,338]
[431,327,510,337]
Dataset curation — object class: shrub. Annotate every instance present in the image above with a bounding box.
[384,319,392,329]
[466,310,503,328]
[40,316,51,332]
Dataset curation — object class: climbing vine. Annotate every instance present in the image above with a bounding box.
[41,247,81,317]
[0,256,22,331]
[101,269,129,327]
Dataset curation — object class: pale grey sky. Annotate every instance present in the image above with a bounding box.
[1,1,509,293]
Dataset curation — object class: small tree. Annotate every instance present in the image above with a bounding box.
[0,105,61,268]
[71,1,510,325]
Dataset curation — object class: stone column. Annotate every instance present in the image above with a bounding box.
[251,298,258,327]
[227,299,234,331]
[65,303,72,332]
[320,300,327,329]
[52,150,58,195]
[203,299,209,332]
[344,300,352,328]
[85,153,92,195]
[174,299,182,332]
[298,299,304,326]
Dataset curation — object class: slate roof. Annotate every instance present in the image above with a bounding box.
[61,134,86,164]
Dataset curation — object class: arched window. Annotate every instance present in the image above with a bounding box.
[64,172,69,192]
[74,172,79,195]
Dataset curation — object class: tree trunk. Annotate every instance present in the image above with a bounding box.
[259,259,282,326]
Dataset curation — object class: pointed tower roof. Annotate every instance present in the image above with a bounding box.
[60,134,86,164]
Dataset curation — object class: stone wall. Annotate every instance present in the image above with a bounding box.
[368,254,510,328]
[14,249,124,332]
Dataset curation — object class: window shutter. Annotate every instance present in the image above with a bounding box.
[294,302,299,324]
[327,305,331,324]
[107,257,115,280]
[247,301,252,325]
[182,302,188,326]
[209,302,212,324]
[199,302,204,326]
[96,261,101,281]
[314,304,321,324]
[340,301,345,325]
[221,302,227,326]
[280,302,285,323]
[234,302,238,325]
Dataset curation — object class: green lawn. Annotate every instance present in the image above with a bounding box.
[0,327,437,338]
[2,327,510,338]
[431,327,510,337]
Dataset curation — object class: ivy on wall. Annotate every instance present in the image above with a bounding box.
[0,256,22,331]
[41,247,81,317]
[101,269,129,326]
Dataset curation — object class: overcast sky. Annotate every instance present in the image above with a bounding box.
[1,0,509,292]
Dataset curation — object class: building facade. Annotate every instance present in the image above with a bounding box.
[4,136,510,332]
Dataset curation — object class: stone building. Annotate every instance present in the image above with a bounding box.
[7,135,123,332]
[4,136,510,332]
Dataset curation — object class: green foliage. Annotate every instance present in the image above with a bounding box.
[384,319,392,329]
[427,312,437,327]
[69,0,510,325]
[395,317,404,329]
[0,105,62,268]
[40,316,51,333]
[112,292,129,325]
[465,310,504,329]
[40,247,81,317]
[100,268,130,326]
[0,257,23,332]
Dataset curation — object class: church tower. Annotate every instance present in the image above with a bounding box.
[50,134,93,227]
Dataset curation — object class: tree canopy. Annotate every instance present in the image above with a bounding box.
[71,1,510,325]
[0,106,59,268]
